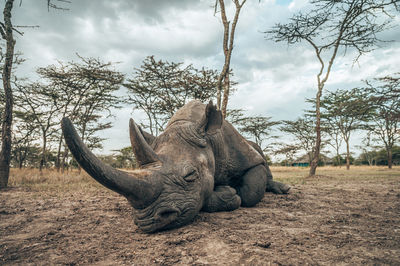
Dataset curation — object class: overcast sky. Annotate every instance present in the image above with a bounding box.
[9,0,400,158]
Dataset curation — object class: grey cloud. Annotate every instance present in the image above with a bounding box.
[13,0,222,76]
[6,0,400,154]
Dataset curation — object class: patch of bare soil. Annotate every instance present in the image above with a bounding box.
[1,176,400,265]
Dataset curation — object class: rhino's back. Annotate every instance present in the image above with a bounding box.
[166,100,205,127]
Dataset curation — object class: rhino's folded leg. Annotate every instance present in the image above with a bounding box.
[266,180,290,194]
[265,163,290,194]
[236,164,267,207]
[202,186,241,212]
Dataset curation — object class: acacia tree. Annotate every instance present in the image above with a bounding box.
[266,0,400,176]
[366,73,400,168]
[69,57,123,172]
[38,56,124,171]
[112,147,136,169]
[214,0,246,117]
[226,109,279,152]
[36,63,80,171]
[11,110,40,168]
[306,97,344,166]
[72,57,123,148]
[11,56,123,172]
[280,116,320,165]
[124,56,218,135]
[323,121,344,167]
[320,88,372,170]
[356,136,380,166]
[273,144,300,166]
[15,82,61,171]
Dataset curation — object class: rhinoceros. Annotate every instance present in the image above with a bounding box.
[62,100,289,233]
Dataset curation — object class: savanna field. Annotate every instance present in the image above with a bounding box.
[1,166,399,265]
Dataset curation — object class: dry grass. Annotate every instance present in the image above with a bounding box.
[268,165,400,199]
[8,168,104,195]
[7,165,399,192]
[272,165,400,185]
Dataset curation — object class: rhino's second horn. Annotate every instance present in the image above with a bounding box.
[129,118,160,167]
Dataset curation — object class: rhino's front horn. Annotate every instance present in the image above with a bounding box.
[62,117,161,209]
[129,118,160,167]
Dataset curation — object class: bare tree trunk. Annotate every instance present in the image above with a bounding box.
[336,147,341,168]
[309,86,322,176]
[215,0,246,116]
[21,147,27,168]
[334,135,341,167]
[61,145,69,174]
[345,139,350,170]
[0,0,15,188]
[221,74,230,118]
[39,134,47,172]
[216,0,229,111]
[307,152,313,166]
[307,24,342,176]
[17,149,24,169]
[387,148,392,169]
[216,82,223,111]
[56,134,63,172]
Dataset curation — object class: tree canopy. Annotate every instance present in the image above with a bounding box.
[124,56,218,136]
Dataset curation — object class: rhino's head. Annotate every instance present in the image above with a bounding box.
[62,101,222,233]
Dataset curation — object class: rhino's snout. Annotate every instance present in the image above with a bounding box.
[135,207,180,232]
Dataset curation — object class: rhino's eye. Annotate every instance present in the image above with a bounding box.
[183,169,198,182]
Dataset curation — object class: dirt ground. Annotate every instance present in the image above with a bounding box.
[1,167,400,265]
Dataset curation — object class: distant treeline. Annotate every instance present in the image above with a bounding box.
[0,56,399,171]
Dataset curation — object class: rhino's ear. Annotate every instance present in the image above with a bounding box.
[200,101,223,134]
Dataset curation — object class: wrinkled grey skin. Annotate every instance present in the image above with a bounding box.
[62,100,290,233]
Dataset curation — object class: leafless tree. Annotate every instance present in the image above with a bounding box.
[266,0,400,176]
[214,0,246,118]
